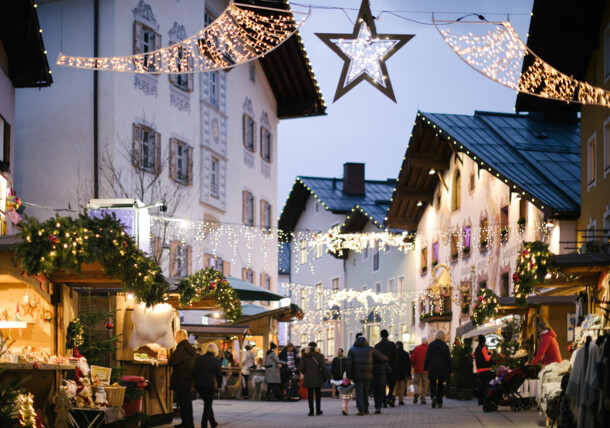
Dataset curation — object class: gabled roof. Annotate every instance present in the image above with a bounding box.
[385,110,581,230]
[278,176,395,235]
[515,0,607,112]
[341,203,389,233]
[0,0,52,87]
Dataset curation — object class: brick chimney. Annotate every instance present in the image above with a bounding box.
[342,162,365,195]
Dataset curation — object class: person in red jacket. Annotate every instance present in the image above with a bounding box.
[410,337,429,405]
[474,335,492,405]
[532,321,562,366]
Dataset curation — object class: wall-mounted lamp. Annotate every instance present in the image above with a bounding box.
[416,201,423,207]
[428,168,436,175]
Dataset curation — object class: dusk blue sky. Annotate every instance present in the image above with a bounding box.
[277,0,534,208]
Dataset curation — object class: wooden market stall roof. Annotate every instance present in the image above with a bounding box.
[180,324,251,339]
[232,305,294,324]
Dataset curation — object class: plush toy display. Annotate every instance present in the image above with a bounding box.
[129,303,175,349]
[94,385,108,407]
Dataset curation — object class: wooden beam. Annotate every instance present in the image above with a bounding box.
[49,271,122,284]
[395,188,433,203]
[385,218,418,231]
[408,154,449,171]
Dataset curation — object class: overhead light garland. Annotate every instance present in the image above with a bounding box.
[56,2,309,73]
[316,0,413,102]
[434,19,610,108]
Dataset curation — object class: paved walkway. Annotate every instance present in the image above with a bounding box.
[159,397,545,428]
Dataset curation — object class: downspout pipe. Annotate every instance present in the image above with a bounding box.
[93,0,99,198]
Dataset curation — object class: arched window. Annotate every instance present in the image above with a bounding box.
[451,170,461,212]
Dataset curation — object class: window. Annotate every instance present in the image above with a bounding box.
[519,199,527,227]
[0,115,10,166]
[374,282,381,294]
[260,200,271,232]
[169,138,193,185]
[132,124,160,173]
[260,127,272,162]
[133,22,161,71]
[315,283,323,310]
[450,232,458,261]
[300,292,307,312]
[243,114,256,152]
[588,134,597,188]
[314,240,323,259]
[501,272,510,297]
[362,246,369,260]
[388,278,395,293]
[316,331,324,355]
[398,276,405,294]
[389,325,394,340]
[479,280,487,291]
[242,268,254,284]
[299,239,307,265]
[300,333,307,348]
[411,301,416,326]
[463,225,471,252]
[421,247,428,272]
[432,242,439,266]
[332,278,340,292]
[469,171,476,192]
[170,241,191,278]
[260,273,271,290]
[211,157,220,198]
[169,46,193,91]
[249,63,256,82]
[372,241,379,271]
[204,10,215,27]
[604,118,610,176]
[327,329,334,357]
[204,254,226,272]
[314,201,319,213]
[500,205,509,242]
[209,71,219,108]
[452,170,461,212]
[480,218,488,248]
[242,190,254,226]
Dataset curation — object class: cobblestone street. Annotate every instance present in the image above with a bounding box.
[161,397,545,428]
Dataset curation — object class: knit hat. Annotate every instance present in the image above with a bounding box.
[270,342,277,350]
[308,341,317,347]
[478,334,486,343]
[342,378,350,387]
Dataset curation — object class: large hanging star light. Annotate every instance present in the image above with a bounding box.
[316,0,414,102]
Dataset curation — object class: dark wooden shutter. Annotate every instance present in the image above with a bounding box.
[252,121,257,153]
[169,241,177,277]
[260,127,264,157]
[154,131,161,175]
[242,267,247,281]
[187,145,193,185]
[169,138,177,181]
[251,195,256,226]
[186,245,192,275]
[242,114,247,148]
[260,200,265,229]
[133,22,143,54]
[260,273,265,289]
[132,124,142,168]
[242,191,247,224]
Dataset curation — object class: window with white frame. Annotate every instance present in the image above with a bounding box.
[388,278,395,293]
[588,134,597,187]
[374,282,381,293]
[604,118,610,175]
[314,240,323,259]
[260,200,271,232]
[132,124,160,173]
[300,333,307,348]
[249,63,256,82]
[372,241,379,271]
[260,127,272,162]
[389,325,394,340]
[242,267,254,284]
[243,114,255,152]
[398,276,405,294]
[170,241,191,278]
[327,328,334,357]
[169,138,192,185]
[242,191,254,225]
[332,277,340,292]
[211,157,220,198]
[300,292,307,311]
[204,10,215,27]
[315,283,323,310]
[316,331,324,354]
[133,22,160,71]
[362,246,369,260]
[299,239,307,265]
[401,323,407,341]
[209,71,219,108]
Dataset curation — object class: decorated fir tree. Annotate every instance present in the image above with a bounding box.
[450,337,474,398]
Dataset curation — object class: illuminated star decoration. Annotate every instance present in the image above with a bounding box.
[316,0,413,102]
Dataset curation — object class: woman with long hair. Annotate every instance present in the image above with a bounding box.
[192,343,223,428]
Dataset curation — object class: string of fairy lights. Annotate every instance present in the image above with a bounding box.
[56,2,310,73]
[435,19,610,107]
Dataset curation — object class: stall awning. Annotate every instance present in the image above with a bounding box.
[461,324,501,339]
[181,324,251,338]
[227,277,286,301]
[499,295,575,307]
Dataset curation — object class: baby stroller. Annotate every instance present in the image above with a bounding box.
[482,364,539,412]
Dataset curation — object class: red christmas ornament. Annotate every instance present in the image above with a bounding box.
[49,236,58,244]
[478,295,484,301]
[209,281,216,290]
[105,322,114,329]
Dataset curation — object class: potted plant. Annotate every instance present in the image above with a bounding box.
[463,246,471,255]
[517,217,526,233]
[500,227,509,242]
[451,251,459,261]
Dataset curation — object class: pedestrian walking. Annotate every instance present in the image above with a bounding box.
[330,376,355,415]
[375,329,397,407]
[531,321,562,366]
[394,341,411,405]
[330,348,346,397]
[240,345,256,398]
[169,329,196,428]
[192,343,223,428]
[346,335,387,415]
[279,342,300,399]
[411,337,429,405]
[474,334,493,405]
[424,330,452,409]
[264,342,284,401]
[298,341,330,416]
[372,351,391,414]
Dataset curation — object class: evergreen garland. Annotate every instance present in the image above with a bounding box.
[513,241,554,306]
[450,337,474,390]
[290,303,304,320]
[177,268,241,321]
[471,288,500,326]
[15,213,169,307]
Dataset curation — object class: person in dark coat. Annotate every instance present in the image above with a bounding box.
[169,329,196,428]
[331,348,346,398]
[346,336,387,415]
[192,343,223,428]
[375,329,398,407]
[394,341,411,405]
[264,342,284,401]
[298,342,330,416]
[424,330,452,409]
[372,354,391,413]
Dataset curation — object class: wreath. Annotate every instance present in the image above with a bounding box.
[15,213,169,307]
[290,303,304,320]
[66,318,84,349]
[513,241,554,306]
[177,268,242,321]
[471,288,500,326]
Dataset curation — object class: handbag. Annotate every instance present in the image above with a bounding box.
[311,355,326,379]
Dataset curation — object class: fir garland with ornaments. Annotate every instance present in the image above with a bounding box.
[513,241,554,306]
[15,213,169,307]
[471,288,500,326]
[290,303,304,320]
[177,268,241,321]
